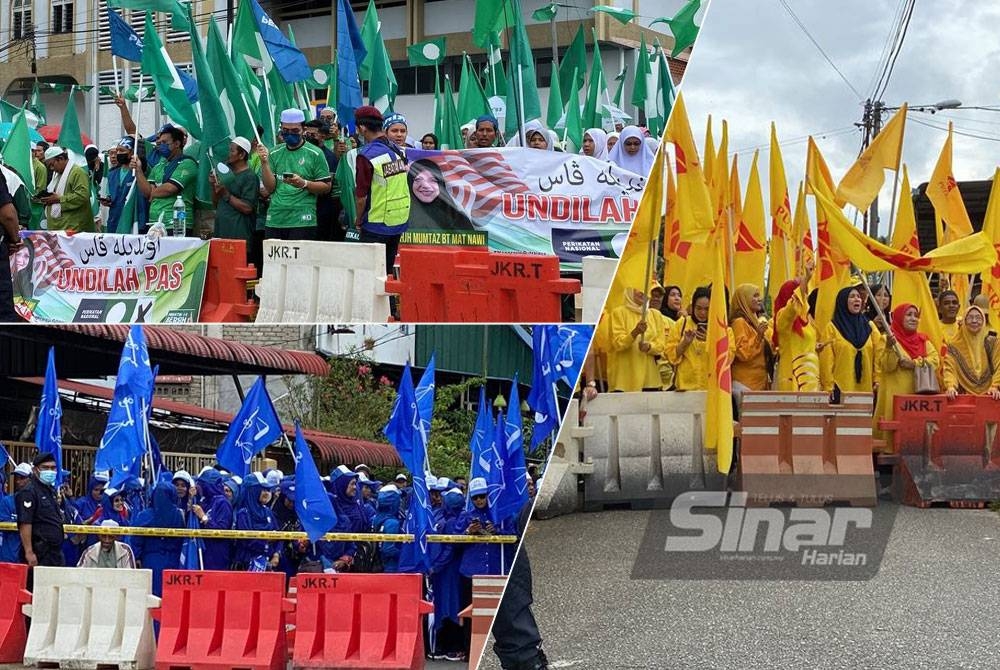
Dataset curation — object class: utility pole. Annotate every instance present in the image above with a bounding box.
[867,100,884,238]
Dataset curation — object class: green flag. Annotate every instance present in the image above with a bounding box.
[368,36,397,114]
[589,5,636,24]
[651,0,701,57]
[359,0,380,80]
[335,147,358,227]
[207,17,256,142]
[654,44,675,137]
[583,29,608,131]
[29,81,46,125]
[440,74,464,149]
[545,61,564,130]
[407,37,447,67]
[483,32,507,98]
[563,79,583,152]
[472,0,514,49]
[99,84,155,101]
[0,100,20,123]
[1,109,35,193]
[612,66,627,108]
[190,6,231,205]
[557,24,587,100]
[141,13,201,136]
[57,88,85,155]
[458,53,491,126]
[531,3,558,22]
[116,181,139,234]
[630,32,650,111]
[504,0,541,136]
[305,63,336,90]
[108,0,190,32]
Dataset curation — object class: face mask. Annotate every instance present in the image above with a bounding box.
[306,136,321,146]
[116,153,130,166]
[283,133,301,148]
[156,143,171,157]
[39,470,57,485]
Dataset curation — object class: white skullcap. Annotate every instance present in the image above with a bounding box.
[280,109,306,124]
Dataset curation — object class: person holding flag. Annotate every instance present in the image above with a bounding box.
[130,126,198,232]
[100,137,140,234]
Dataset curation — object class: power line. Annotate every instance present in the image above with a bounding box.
[732,126,858,155]
[871,0,915,101]
[775,0,863,101]
[908,116,1000,143]
[865,0,908,98]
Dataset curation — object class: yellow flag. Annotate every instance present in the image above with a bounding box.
[703,114,715,190]
[663,161,689,288]
[890,165,921,256]
[813,202,852,332]
[735,151,766,289]
[927,122,974,241]
[768,123,793,296]
[705,234,734,473]
[979,168,1000,326]
[607,138,665,311]
[805,136,847,207]
[665,93,715,244]
[836,104,906,210]
[713,120,731,232]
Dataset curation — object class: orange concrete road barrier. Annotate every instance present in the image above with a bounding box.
[0,563,29,663]
[459,575,506,670]
[738,392,877,506]
[199,238,256,322]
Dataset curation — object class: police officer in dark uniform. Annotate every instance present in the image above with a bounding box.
[491,500,548,670]
[16,453,66,568]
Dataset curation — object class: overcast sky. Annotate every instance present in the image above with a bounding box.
[680,0,1000,236]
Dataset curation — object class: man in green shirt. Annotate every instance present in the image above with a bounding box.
[30,143,48,230]
[130,126,198,231]
[210,137,260,265]
[258,108,331,240]
[39,147,94,233]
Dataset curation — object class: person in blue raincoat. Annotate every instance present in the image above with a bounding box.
[171,470,195,520]
[191,470,234,570]
[120,477,147,515]
[0,465,32,563]
[233,472,280,571]
[326,465,366,571]
[131,481,184,596]
[74,474,108,525]
[357,473,380,523]
[101,487,131,526]
[429,486,467,661]
[370,484,402,572]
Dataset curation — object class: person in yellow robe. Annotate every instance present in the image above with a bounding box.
[607,287,665,392]
[820,285,883,393]
[772,275,820,392]
[664,286,734,391]
[648,283,677,390]
[938,289,961,344]
[874,303,940,448]
[942,304,1000,398]
[729,283,771,392]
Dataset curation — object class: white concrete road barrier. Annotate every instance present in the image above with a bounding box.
[582,391,725,509]
[23,566,160,670]
[581,256,620,323]
[534,400,595,519]
[256,240,391,323]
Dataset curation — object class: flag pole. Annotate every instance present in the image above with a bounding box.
[112,55,122,98]
[884,172,902,290]
[638,144,663,343]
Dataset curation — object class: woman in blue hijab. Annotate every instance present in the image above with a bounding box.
[233,473,280,570]
[132,481,184,596]
[429,486,467,661]
[192,470,234,570]
[101,488,131,526]
[370,484,402,572]
[325,465,366,570]
[75,475,108,523]
[171,470,195,519]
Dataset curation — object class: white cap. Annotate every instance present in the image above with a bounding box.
[265,469,283,487]
[232,136,252,157]
[425,475,439,489]
[229,475,243,486]
[172,470,195,488]
[469,477,489,496]
[354,464,371,473]
[43,146,66,161]
[280,108,306,124]
[99,519,120,528]
[379,484,399,494]
[104,488,120,498]
[395,473,408,482]
[13,463,31,477]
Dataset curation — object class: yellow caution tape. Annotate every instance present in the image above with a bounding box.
[0,522,517,544]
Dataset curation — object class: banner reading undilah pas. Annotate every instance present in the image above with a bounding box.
[9,232,210,323]
[399,147,645,270]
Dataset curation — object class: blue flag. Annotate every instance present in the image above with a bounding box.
[180,506,204,570]
[416,354,436,447]
[36,347,64,486]
[293,421,338,543]
[486,407,506,525]
[495,376,529,523]
[216,377,283,477]
[178,69,199,103]
[336,0,367,133]
[384,362,433,573]
[96,326,154,486]
[109,9,144,62]
[245,0,311,83]
[0,442,12,468]
[466,387,492,511]
[527,325,594,448]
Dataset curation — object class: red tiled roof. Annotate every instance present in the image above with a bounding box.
[48,325,330,376]
[18,378,401,468]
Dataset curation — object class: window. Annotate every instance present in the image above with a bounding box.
[52,0,74,34]
[12,0,32,40]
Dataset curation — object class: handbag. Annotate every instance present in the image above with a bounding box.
[913,363,940,395]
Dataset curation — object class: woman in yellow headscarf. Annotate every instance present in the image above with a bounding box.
[607,286,665,392]
[729,283,772,391]
[942,304,1000,398]
[772,267,820,392]
[664,285,734,391]
[820,284,884,393]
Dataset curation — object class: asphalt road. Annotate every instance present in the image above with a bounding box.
[478,503,1000,670]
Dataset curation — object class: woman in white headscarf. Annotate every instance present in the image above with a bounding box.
[581,128,609,160]
[506,120,553,150]
[606,131,620,153]
[608,125,656,175]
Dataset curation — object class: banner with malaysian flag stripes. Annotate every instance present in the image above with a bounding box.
[9,231,209,323]
[399,147,646,270]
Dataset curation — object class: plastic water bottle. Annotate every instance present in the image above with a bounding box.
[171,195,186,237]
